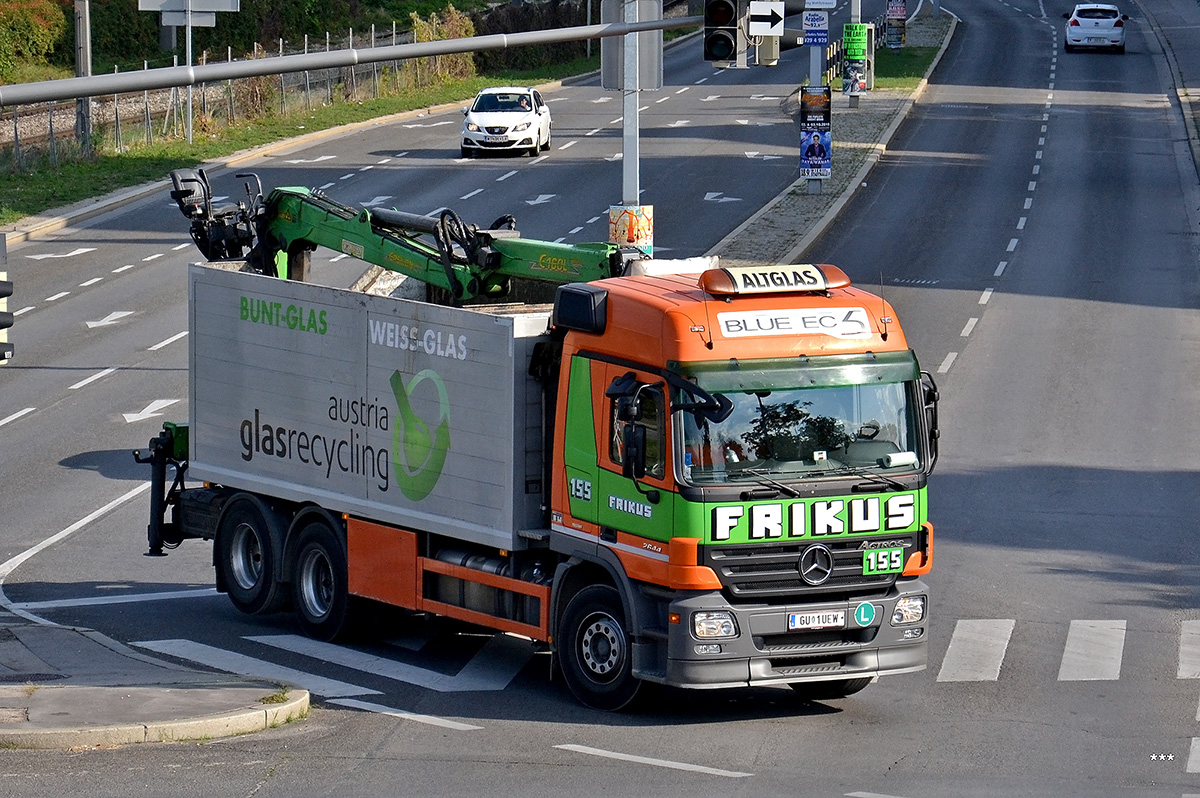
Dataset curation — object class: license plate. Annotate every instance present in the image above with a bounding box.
[789,610,845,630]
[484,135,509,143]
[1086,37,1105,43]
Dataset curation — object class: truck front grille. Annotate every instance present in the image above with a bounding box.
[702,537,913,600]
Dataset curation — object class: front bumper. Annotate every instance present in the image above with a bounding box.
[637,579,929,689]
[461,135,535,151]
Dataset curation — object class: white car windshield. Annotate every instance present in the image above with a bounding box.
[472,93,531,112]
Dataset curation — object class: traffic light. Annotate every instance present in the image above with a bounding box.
[0,273,11,363]
[703,0,740,62]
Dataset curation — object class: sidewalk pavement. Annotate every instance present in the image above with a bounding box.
[0,8,958,750]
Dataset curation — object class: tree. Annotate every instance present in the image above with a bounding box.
[0,0,67,81]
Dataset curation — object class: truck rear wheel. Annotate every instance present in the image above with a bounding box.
[292,520,352,641]
[559,585,641,711]
[217,499,285,615]
[790,677,872,701]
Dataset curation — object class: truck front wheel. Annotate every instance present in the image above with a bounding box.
[559,585,641,711]
[217,499,286,615]
[291,520,352,641]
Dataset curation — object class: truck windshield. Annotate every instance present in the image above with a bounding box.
[673,352,922,486]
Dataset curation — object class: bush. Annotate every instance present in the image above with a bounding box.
[0,0,67,82]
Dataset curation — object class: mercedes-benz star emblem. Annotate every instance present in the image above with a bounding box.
[798,544,835,585]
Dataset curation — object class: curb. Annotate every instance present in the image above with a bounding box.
[1132,0,1200,188]
[0,689,309,750]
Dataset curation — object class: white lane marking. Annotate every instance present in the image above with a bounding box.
[995,261,1008,277]
[555,744,752,778]
[668,120,691,128]
[937,352,957,374]
[339,173,355,180]
[559,140,578,150]
[655,96,670,103]
[1032,165,1040,175]
[1043,113,1049,121]
[587,216,602,224]
[586,128,603,136]
[123,398,180,423]
[86,311,134,328]
[283,155,336,164]
[318,182,335,190]
[69,367,118,390]
[172,243,191,251]
[1024,197,1033,209]
[530,155,549,165]
[526,194,556,205]
[0,481,151,621]
[149,330,188,351]
[1038,137,1045,146]
[1058,620,1125,681]
[847,793,912,798]
[359,165,373,172]
[1028,181,1037,191]
[496,170,518,181]
[248,632,532,692]
[135,639,379,698]
[14,306,33,316]
[1016,217,1027,230]
[13,588,217,610]
[1178,620,1200,678]
[937,619,1014,681]
[979,288,994,304]
[1007,238,1019,251]
[331,253,349,261]
[142,253,163,262]
[46,292,69,302]
[605,153,623,162]
[113,264,136,273]
[1189,738,1200,773]
[0,408,36,427]
[569,226,584,234]
[460,188,484,199]
[1035,150,1043,159]
[329,698,482,731]
[1041,124,1048,133]
[80,278,102,287]
[360,196,391,207]
[25,247,96,260]
[960,318,978,337]
[676,87,689,94]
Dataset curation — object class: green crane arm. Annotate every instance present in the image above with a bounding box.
[168,169,629,302]
[263,186,624,301]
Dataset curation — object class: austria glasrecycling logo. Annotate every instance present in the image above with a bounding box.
[390,368,451,501]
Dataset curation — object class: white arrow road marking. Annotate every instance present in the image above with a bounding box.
[86,311,134,328]
[329,698,482,730]
[700,95,721,102]
[248,632,533,692]
[26,247,96,260]
[704,192,743,203]
[591,96,614,103]
[282,155,336,164]
[605,153,623,162]
[526,194,556,205]
[745,152,784,160]
[668,120,691,127]
[123,398,180,423]
[360,196,392,207]
[750,94,781,100]
[133,639,379,698]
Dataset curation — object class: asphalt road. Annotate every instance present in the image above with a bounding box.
[2,0,1199,796]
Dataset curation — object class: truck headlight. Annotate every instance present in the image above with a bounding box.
[892,596,926,625]
[693,610,738,639]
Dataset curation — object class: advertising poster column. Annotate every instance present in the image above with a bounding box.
[886,0,906,49]
[799,86,832,180]
[609,205,654,255]
[842,22,868,95]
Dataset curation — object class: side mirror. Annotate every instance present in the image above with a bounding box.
[622,423,647,481]
[461,107,468,116]
[1062,12,1069,18]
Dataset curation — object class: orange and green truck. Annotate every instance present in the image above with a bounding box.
[138,170,939,709]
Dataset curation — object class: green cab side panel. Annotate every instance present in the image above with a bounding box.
[563,355,598,524]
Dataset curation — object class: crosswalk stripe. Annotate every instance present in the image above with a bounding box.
[247,632,532,692]
[329,698,483,730]
[134,639,380,698]
[937,619,1015,682]
[1057,620,1125,681]
[1178,620,1200,678]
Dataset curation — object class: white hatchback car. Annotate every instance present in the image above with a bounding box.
[460,87,552,158]
[1063,3,1129,53]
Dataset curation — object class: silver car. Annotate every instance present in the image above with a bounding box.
[1063,3,1129,53]
[460,87,552,158]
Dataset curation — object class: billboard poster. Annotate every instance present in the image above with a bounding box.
[609,205,654,255]
[887,18,905,49]
[842,23,868,95]
[803,10,828,46]
[799,86,832,178]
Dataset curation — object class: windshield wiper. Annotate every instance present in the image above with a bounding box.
[736,468,802,498]
[831,465,909,492]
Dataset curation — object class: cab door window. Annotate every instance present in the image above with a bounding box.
[609,383,665,480]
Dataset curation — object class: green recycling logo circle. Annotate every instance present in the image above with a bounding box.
[390,369,451,501]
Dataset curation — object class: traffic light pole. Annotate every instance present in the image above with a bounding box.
[622,0,640,206]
